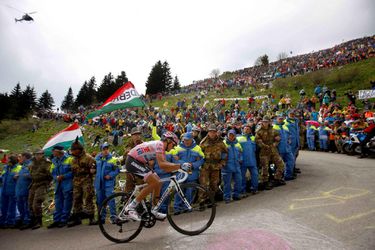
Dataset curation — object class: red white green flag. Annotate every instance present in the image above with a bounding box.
[42,122,84,155]
[86,82,145,119]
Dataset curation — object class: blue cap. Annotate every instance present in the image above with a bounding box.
[100,142,110,150]
[182,132,193,140]
[228,129,236,135]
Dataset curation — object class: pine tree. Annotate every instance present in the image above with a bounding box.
[37,90,55,111]
[19,85,37,117]
[97,72,116,102]
[162,61,173,91]
[61,87,75,112]
[172,75,181,91]
[115,71,129,87]
[10,82,22,98]
[75,81,89,107]
[146,61,164,95]
[87,76,97,105]
[9,82,23,119]
[0,93,11,120]
[22,85,37,110]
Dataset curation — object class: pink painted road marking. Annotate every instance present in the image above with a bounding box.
[207,229,291,250]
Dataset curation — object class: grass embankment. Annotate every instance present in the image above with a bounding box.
[0,119,131,155]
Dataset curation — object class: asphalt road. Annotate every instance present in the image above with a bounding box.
[1,151,374,250]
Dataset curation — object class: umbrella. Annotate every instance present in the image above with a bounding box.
[305,120,320,127]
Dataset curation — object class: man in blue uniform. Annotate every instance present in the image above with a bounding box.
[48,146,74,228]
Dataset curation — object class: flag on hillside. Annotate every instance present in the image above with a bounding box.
[86,82,145,119]
[42,122,84,155]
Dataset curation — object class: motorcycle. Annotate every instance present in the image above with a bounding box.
[342,131,374,155]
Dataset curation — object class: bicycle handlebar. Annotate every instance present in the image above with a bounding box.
[174,169,189,184]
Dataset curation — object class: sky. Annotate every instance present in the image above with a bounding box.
[0,0,374,107]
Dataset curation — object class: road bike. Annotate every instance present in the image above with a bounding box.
[98,168,216,243]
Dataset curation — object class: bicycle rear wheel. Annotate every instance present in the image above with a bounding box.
[98,192,143,243]
[167,182,216,236]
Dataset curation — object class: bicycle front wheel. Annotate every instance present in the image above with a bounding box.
[167,182,216,236]
[98,192,143,243]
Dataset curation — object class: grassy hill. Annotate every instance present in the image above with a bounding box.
[0,58,374,155]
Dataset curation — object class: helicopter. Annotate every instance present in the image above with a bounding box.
[15,12,37,22]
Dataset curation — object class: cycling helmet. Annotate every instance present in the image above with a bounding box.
[161,131,180,145]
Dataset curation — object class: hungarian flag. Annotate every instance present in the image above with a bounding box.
[86,82,145,119]
[42,122,84,155]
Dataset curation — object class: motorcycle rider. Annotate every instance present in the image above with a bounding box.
[358,117,375,158]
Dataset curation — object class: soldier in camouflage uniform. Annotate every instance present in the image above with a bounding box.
[199,124,228,202]
[255,116,286,190]
[28,149,52,230]
[67,138,97,227]
[123,127,144,193]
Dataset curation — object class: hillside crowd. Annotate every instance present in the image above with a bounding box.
[144,35,375,99]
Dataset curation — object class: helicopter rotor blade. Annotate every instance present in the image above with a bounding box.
[1,3,24,13]
[27,11,37,14]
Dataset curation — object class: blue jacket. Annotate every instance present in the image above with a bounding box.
[223,138,242,173]
[285,118,300,149]
[273,123,292,154]
[319,126,331,139]
[307,125,318,137]
[172,142,205,181]
[15,159,32,197]
[237,134,257,167]
[94,153,119,191]
[154,150,175,179]
[51,154,74,193]
[1,164,21,196]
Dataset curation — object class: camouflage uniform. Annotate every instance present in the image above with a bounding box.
[28,157,52,226]
[71,151,96,217]
[199,135,228,200]
[255,126,285,183]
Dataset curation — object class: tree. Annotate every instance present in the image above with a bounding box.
[97,72,126,103]
[254,54,269,66]
[61,87,75,112]
[115,71,129,86]
[75,77,98,108]
[37,90,54,111]
[9,82,24,119]
[0,93,11,120]
[277,52,289,61]
[172,75,181,91]
[145,60,174,94]
[75,81,89,107]
[210,69,221,79]
[18,85,37,117]
[162,61,173,91]
[86,76,97,105]
[145,61,165,95]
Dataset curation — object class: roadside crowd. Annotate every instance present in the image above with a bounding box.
[1,80,374,230]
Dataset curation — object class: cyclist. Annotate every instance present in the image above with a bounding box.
[124,131,192,221]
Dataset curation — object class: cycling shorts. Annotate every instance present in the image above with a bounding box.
[125,156,154,180]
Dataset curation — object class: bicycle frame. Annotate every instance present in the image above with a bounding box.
[117,169,191,220]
